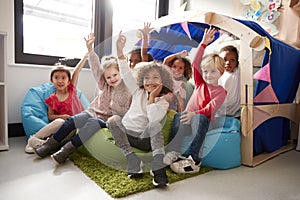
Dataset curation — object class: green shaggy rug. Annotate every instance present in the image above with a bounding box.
[69,147,213,198]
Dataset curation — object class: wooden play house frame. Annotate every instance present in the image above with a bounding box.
[152,11,300,167]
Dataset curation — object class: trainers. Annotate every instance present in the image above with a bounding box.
[25,143,34,154]
[28,136,46,149]
[150,168,169,188]
[126,153,143,178]
[170,156,200,174]
[163,151,182,165]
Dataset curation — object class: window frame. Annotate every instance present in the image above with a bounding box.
[14,0,170,67]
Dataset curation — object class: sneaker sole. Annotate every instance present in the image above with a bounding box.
[150,170,169,188]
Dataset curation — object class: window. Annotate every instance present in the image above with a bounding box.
[15,0,171,67]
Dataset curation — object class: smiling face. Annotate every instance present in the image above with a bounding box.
[103,64,122,88]
[219,50,238,73]
[51,71,70,91]
[143,68,162,93]
[202,65,222,86]
[171,59,185,79]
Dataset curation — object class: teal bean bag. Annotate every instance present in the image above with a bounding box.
[21,82,90,138]
[201,116,241,169]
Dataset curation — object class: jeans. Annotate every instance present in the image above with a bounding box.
[53,111,107,147]
[167,112,210,163]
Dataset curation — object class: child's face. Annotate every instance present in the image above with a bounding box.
[143,69,162,93]
[171,59,185,79]
[128,53,141,69]
[51,71,70,91]
[202,65,222,86]
[103,65,122,88]
[220,50,238,73]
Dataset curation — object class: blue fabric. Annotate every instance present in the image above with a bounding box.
[236,19,300,154]
[140,17,300,155]
[201,117,241,169]
[21,82,90,138]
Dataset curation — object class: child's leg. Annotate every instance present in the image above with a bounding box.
[35,118,65,139]
[53,112,91,142]
[70,117,106,147]
[188,114,210,163]
[108,121,143,177]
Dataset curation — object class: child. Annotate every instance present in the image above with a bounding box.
[164,27,227,173]
[34,33,132,164]
[127,22,154,69]
[218,45,240,118]
[24,56,87,153]
[163,50,194,111]
[108,31,173,188]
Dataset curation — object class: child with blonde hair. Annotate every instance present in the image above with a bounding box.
[164,27,227,173]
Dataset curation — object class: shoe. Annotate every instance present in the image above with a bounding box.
[150,168,169,188]
[25,143,34,154]
[126,153,143,178]
[170,156,200,174]
[51,141,77,165]
[163,151,184,165]
[34,136,60,158]
[28,135,46,149]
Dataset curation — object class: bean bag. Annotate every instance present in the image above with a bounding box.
[21,82,90,138]
[83,112,241,170]
[83,110,177,170]
[201,116,241,169]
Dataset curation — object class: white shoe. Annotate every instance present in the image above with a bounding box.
[25,143,34,154]
[28,136,46,149]
[170,156,200,174]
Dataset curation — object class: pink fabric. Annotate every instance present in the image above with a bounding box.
[254,84,279,103]
[45,83,84,116]
[253,63,271,83]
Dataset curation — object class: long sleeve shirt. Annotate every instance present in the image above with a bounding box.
[118,59,169,132]
[86,51,131,121]
[185,44,226,121]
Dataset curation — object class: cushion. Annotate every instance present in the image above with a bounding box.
[21,82,90,138]
[83,110,177,165]
[201,116,241,169]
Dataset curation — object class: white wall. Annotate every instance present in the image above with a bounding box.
[0,1,96,124]
[0,1,245,124]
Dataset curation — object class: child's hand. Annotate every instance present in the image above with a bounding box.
[139,22,154,37]
[179,50,189,58]
[150,84,163,99]
[180,111,196,124]
[116,31,126,58]
[201,27,217,45]
[84,33,95,53]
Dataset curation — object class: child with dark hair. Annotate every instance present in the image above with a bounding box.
[25,56,87,153]
[163,50,194,111]
[34,33,132,164]
[108,31,174,188]
[218,45,240,118]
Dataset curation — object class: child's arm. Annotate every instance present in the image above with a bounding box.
[70,54,88,87]
[163,50,188,66]
[47,107,70,121]
[192,27,217,86]
[139,22,153,62]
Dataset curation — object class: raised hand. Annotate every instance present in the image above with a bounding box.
[201,27,218,45]
[116,31,126,58]
[84,33,95,53]
[139,22,154,37]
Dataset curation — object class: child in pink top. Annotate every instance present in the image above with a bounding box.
[25,56,87,153]
[164,27,227,173]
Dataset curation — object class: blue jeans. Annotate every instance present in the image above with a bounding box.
[167,112,210,163]
[53,111,107,147]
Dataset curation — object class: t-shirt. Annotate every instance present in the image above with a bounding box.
[45,83,84,116]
